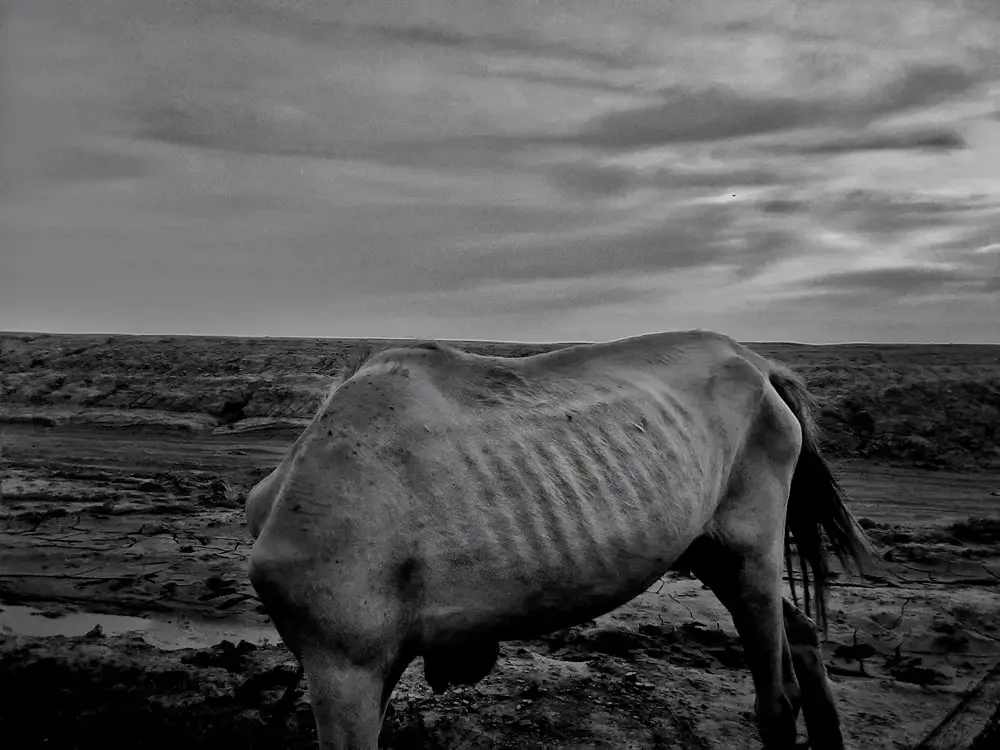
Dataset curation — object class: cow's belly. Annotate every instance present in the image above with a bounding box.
[414,527,696,644]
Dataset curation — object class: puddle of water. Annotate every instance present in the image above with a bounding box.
[0,604,282,651]
[0,605,151,638]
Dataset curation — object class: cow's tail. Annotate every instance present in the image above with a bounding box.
[768,364,876,631]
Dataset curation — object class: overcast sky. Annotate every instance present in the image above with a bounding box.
[2,0,998,343]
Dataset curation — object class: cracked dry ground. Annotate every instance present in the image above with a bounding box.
[2,422,1000,749]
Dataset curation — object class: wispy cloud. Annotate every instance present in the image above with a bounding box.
[425,201,807,290]
[545,162,637,198]
[552,63,979,150]
[562,89,829,148]
[806,265,983,295]
[427,278,659,317]
[865,64,978,115]
[438,218,726,286]
[366,23,631,68]
[546,160,796,199]
[783,127,967,155]
[819,189,988,241]
[480,68,636,94]
[26,145,150,185]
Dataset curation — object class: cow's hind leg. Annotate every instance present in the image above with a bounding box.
[685,533,799,749]
[783,599,845,750]
[682,453,801,750]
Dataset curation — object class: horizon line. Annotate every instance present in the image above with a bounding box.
[2,329,997,348]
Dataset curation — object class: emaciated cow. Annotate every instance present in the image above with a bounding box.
[246,330,874,749]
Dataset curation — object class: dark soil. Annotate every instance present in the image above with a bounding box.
[2,335,999,748]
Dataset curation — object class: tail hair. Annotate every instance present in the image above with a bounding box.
[768,364,876,631]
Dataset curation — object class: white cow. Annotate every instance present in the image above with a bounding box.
[246,330,873,749]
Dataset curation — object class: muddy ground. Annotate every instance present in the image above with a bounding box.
[2,420,999,749]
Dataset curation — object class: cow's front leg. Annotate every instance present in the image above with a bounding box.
[303,648,400,750]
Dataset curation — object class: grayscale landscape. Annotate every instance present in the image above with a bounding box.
[2,0,999,747]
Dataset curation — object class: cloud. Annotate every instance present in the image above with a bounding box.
[499,283,654,315]
[433,222,717,288]
[133,96,296,157]
[481,68,636,94]
[932,224,1000,259]
[115,13,981,165]
[863,64,978,115]
[823,189,985,240]
[424,203,802,290]
[118,29,579,166]
[928,226,1000,292]
[747,186,990,246]
[785,127,967,155]
[104,2,647,164]
[555,63,979,150]
[806,266,980,295]
[228,11,631,67]
[656,166,793,189]
[132,89,534,168]
[209,2,634,67]
[545,162,637,198]
[343,135,533,171]
[205,3,346,45]
[41,147,149,183]
[565,90,828,148]
[723,229,801,280]
[758,198,808,215]
[17,3,983,177]
[414,279,658,317]
[365,23,628,67]
[546,160,795,200]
